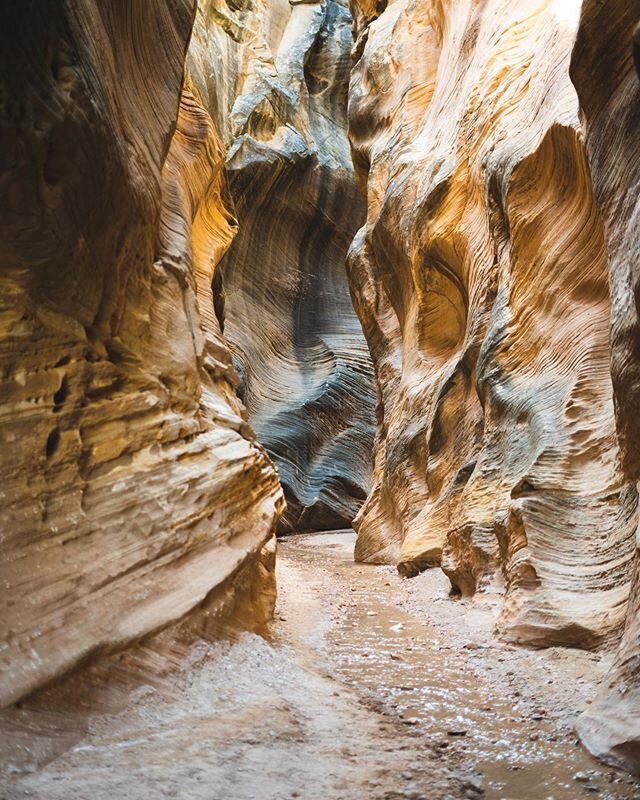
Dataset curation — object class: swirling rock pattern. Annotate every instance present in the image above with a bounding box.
[570,0,640,775]
[0,1,282,706]
[187,0,376,532]
[347,0,637,648]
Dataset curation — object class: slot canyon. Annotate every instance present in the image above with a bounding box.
[1,0,640,798]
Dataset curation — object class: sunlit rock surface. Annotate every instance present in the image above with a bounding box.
[0,1,282,707]
[347,0,637,648]
[570,0,640,775]
[188,0,376,532]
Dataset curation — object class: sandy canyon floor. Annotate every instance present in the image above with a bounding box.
[2,532,640,800]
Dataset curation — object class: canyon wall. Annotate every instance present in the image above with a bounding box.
[570,0,640,773]
[0,1,283,707]
[347,0,640,772]
[347,0,637,648]
[187,0,376,532]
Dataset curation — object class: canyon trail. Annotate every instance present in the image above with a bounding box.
[4,532,639,800]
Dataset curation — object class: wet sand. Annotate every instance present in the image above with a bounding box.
[2,531,639,800]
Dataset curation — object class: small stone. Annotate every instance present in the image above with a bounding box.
[462,776,485,795]
[574,772,590,783]
[447,729,467,736]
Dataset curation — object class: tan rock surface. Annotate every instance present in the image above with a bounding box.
[347,0,636,648]
[570,0,640,774]
[0,1,282,707]
[187,0,376,532]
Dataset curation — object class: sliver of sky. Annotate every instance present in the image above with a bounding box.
[551,0,582,28]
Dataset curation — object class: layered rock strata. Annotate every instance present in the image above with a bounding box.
[347,0,637,650]
[0,1,282,707]
[570,0,640,774]
[188,0,376,532]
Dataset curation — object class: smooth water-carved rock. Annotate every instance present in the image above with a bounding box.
[347,0,636,647]
[188,0,376,532]
[0,1,282,707]
[570,0,640,775]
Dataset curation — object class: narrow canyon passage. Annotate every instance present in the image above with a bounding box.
[3,1,640,797]
[5,533,640,800]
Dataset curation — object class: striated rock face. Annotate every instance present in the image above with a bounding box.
[347,0,637,648]
[187,0,376,532]
[0,1,282,707]
[570,0,640,774]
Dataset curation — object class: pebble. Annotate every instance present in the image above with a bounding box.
[461,776,485,795]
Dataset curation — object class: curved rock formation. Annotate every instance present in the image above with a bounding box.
[347,0,637,648]
[0,1,282,707]
[187,0,376,532]
[570,0,640,775]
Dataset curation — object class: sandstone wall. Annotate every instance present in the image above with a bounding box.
[347,0,637,650]
[570,0,640,774]
[188,0,376,532]
[0,1,283,707]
